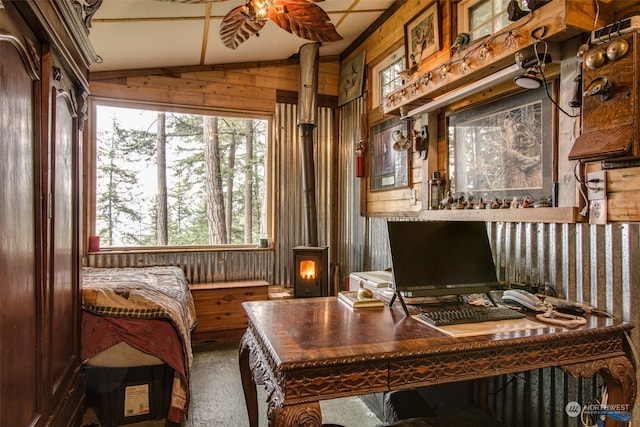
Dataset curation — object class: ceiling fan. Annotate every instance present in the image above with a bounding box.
[162,0,343,49]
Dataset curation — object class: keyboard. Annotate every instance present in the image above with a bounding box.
[418,306,526,326]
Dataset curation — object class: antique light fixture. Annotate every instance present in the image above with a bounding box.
[514,67,543,88]
[514,33,550,89]
[392,130,411,151]
[382,15,536,111]
[242,0,288,20]
[218,0,342,49]
[459,57,472,74]
[478,43,491,61]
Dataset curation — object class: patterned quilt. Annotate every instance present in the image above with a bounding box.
[81,266,197,423]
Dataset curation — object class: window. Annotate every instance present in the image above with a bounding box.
[93,103,268,247]
[458,0,530,41]
[371,47,405,108]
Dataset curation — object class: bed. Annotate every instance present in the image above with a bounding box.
[81,266,197,424]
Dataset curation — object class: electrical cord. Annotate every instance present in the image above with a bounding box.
[573,161,604,190]
[528,36,581,119]
[460,293,492,307]
[538,64,580,118]
[580,384,630,426]
[537,283,557,297]
[573,160,586,184]
[591,308,615,319]
[580,388,606,427]
[572,160,608,218]
[536,302,587,327]
[573,160,591,217]
[593,0,600,32]
[487,373,525,395]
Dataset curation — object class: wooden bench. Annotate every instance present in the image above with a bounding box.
[189,280,269,343]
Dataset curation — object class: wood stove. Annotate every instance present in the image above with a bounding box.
[292,43,330,298]
[291,43,329,298]
[293,246,328,298]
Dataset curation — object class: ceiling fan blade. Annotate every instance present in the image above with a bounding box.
[220,5,267,49]
[269,0,342,43]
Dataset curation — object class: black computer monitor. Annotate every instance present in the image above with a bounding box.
[387,221,499,298]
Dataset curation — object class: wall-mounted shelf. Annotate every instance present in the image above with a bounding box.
[419,207,582,223]
[382,0,612,116]
[368,207,583,223]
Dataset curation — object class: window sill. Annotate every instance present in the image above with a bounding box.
[88,245,274,255]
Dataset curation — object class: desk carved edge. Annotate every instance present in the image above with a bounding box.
[561,355,637,413]
[240,328,321,427]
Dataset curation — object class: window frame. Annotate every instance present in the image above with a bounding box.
[371,46,405,109]
[86,97,273,250]
[456,0,529,42]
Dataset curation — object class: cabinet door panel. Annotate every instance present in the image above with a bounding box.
[47,54,80,402]
[0,17,41,427]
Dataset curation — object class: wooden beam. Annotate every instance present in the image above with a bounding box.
[89,55,341,81]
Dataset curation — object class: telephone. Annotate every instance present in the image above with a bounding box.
[502,289,547,312]
[503,289,587,328]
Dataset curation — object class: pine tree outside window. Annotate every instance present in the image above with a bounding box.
[93,103,268,247]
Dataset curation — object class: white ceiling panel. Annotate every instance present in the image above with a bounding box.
[91,20,205,70]
[95,0,208,19]
[89,0,397,72]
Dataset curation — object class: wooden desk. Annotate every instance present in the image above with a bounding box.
[239,298,636,427]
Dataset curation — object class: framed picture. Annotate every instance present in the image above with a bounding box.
[404,2,440,68]
[447,86,555,204]
[370,117,410,191]
[338,50,366,106]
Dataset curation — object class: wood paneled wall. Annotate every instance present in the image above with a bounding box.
[343,0,451,72]
[89,60,340,112]
[86,58,340,256]
[342,0,449,216]
[347,0,610,217]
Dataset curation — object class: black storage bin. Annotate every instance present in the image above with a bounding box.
[84,364,174,427]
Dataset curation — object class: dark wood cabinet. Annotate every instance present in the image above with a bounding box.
[0,1,98,425]
[0,6,41,426]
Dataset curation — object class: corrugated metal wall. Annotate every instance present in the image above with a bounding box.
[335,97,368,286]
[334,97,395,285]
[358,220,640,425]
[85,249,273,283]
[336,95,639,424]
[486,222,640,323]
[272,103,336,288]
[484,222,640,426]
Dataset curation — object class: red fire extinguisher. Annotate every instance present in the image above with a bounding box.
[355,141,365,178]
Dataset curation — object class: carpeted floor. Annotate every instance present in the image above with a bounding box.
[83,340,383,427]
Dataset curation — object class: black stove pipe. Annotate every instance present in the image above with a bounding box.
[298,42,320,247]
